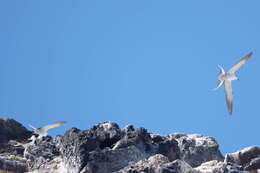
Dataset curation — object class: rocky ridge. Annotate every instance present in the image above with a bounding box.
[0,117,259,173]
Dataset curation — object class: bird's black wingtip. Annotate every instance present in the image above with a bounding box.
[248,51,253,57]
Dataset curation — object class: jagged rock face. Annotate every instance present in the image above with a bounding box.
[60,122,160,173]
[225,146,260,171]
[26,136,60,172]
[0,118,32,143]
[0,155,27,173]
[194,160,244,173]
[0,118,32,173]
[156,159,198,173]
[0,118,32,155]
[115,154,170,173]
[81,146,148,173]
[114,154,197,173]
[113,125,153,152]
[150,134,180,162]
[1,118,260,173]
[170,133,224,167]
[59,122,123,172]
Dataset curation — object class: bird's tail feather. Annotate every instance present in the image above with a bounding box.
[212,80,224,91]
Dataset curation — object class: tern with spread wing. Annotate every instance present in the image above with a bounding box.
[214,52,253,114]
[29,121,67,139]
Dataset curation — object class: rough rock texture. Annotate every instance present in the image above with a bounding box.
[194,160,244,173]
[59,122,158,173]
[0,117,260,173]
[150,134,180,162]
[225,146,260,171]
[0,155,27,173]
[0,118,32,173]
[0,118,32,143]
[115,154,169,173]
[156,159,198,173]
[0,118,32,156]
[170,133,224,167]
[25,136,60,172]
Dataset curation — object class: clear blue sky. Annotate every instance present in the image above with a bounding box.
[0,1,259,154]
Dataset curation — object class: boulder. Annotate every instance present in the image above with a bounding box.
[156,159,198,173]
[170,133,224,167]
[0,155,27,173]
[115,154,169,173]
[0,118,32,153]
[225,146,260,171]
[25,136,60,172]
[194,160,243,173]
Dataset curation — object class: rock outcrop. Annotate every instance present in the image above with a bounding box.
[225,146,260,171]
[170,133,224,167]
[0,117,259,173]
[0,118,32,173]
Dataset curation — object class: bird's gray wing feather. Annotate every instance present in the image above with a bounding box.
[40,121,67,132]
[224,81,233,115]
[228,52,252,74]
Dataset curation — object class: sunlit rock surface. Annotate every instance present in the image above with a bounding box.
[0,117,259,173]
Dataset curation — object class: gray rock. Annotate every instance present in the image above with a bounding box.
[1,141,25,158]
[82,146,148,173]
[150,133,180,162]
[194,160,244,173]
[27,156,65,173]
[156,138,180,162]
[225,146,260,171]
[0,117,32,142]
[244,157,260,171]
[156,159,198,173]
[0,155,27,173]
[26,136,60,172]
[60,122,156,173]
[60,121,123,173]
[0,117,32,172]
[1,118,260,173]
[0,117,32,155]
[170,133,224,167]
[115,154,169,173]
[113,126,154,152]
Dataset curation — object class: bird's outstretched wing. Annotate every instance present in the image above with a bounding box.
[228,52,253,74]
[28,124,37,130]
[224,81,233,115]
[40,121,67,132]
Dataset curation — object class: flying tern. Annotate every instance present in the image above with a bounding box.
[214,52,253,114]
[29,121,67,139]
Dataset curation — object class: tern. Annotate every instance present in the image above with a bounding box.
[29,121,67,139]
[214,52,253,114]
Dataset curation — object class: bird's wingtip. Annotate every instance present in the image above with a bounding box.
[28,124,36,130]
[211,87,218,91]
[248,51,253,57]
